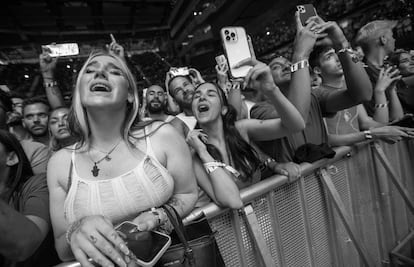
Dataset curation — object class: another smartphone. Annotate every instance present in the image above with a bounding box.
[41,43,79,57]
[115,221,171,267]
[169,67,190,77]
[220,26,253,79]
[297,4,318,26]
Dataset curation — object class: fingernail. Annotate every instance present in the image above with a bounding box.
[119,244,130,255]
[117,258,127,267]
[283,171,289,176]
[125,256,131,263]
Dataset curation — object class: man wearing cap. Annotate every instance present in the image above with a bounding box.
[355,20,404,121]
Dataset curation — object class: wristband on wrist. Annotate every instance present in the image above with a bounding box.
[374,101,389,109]
[290,59,309,73]
[364,130,373,140]
[337,47,359,63]
[44,81,58,88]
[203,161,241,177]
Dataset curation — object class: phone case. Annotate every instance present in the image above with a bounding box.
[41,43,79,57]
[115,222,171,267]
[220,27,253,79]
[297,4,317,26]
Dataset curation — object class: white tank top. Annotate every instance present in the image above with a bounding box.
[64,133,174,225]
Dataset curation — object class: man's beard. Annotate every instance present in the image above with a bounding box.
[148,102,165,113]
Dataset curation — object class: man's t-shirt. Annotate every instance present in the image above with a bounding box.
[318,84,360,135]
[2,174,60,267]
[397,79,414,114]
[250,92,330,162]
[20,140,50,175]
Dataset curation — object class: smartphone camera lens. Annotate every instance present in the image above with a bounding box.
[224,30,229,35]
[230,32,235,38]
[226,36,231,41]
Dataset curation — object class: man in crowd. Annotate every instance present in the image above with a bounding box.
[145,85,174,122]
[251,15,373,163]
[355,20,404,122]
[309,44,414,145]
[22,98,50,146]
[0,92,49,174]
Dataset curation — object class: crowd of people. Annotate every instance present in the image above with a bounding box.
[0,7,414,267]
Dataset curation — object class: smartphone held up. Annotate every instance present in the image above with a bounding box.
[220,26,254,79]
[41,43,79,57]
[297,4,318,26]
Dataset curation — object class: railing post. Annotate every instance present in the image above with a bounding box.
[318,168,375,267]
[243,205,275,267]
[371,142,414,215]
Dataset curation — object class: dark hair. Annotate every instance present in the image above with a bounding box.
[387,49,409,66]
[0,130,33,203]
[196,82,261,182]
[0,90,13,113]
[309,44,334,69]
[167,75,192,96]
[22,97,50,114]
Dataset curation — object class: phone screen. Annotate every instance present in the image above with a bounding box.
[116,222,171,264]
[297,4,317,26]
[41,43,79,57]
[220,27,253,79]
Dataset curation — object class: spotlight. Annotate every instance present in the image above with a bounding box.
[24,74,29,79]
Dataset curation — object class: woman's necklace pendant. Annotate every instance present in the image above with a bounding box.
[92,163,100,177]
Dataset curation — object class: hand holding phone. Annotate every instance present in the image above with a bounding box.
[115,221,171,267]
[296,4,318,26]
[41,43,79,57]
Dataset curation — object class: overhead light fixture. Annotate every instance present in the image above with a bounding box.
[266,31,270,36]
[193,11,197,16]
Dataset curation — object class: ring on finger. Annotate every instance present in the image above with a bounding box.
[90,234,98,244]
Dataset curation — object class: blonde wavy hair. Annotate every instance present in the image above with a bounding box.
[68,50,140,149]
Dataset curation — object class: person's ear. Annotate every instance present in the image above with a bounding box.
[6,151,19,167]
[313,66,322,75]
[127,93,134,103]
[221,106,228,116]
[380,35,387,46]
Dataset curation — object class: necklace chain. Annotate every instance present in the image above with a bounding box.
[88,139,122,177]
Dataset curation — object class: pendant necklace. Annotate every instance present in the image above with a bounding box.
[88,139,122,177]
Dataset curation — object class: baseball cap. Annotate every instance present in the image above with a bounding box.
[355,20,398,47]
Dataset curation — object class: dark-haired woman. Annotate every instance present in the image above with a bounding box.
[187,59,305,209]
[0,129,59,266]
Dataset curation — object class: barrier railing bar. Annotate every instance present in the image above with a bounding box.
[243,205,275,267]
[267,190,287,267]
[390,229,414,266]
[299,178,318,267]
[184,146,352,223]
[319,168,375,267]
[372,143,414,215]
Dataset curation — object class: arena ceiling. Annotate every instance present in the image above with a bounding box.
[0,0,298,63]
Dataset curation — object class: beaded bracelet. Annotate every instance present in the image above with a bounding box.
[65,222,78,245]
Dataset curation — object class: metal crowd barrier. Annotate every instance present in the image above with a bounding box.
[55,140,414,267]
[185,140,414,267]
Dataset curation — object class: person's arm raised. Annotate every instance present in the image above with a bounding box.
[187,130,243,209]
[288,12,320,122]
[39,52,65,109]
[312,18,373,112]
[234,58,305,141]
